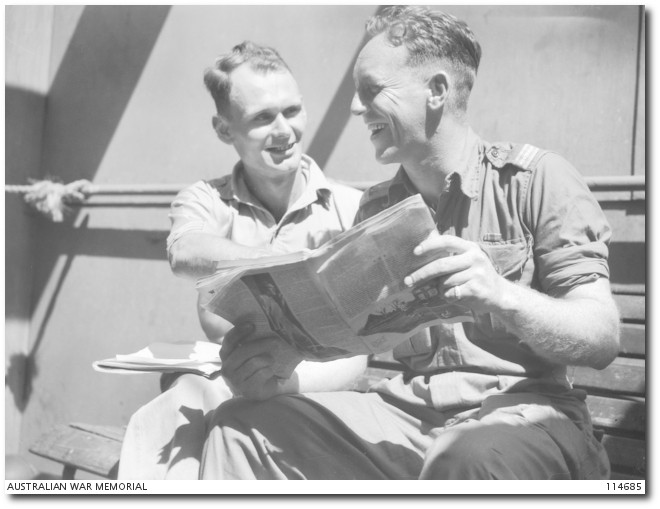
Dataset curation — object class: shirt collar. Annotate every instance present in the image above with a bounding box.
[387,167,420,204]
[443,127,484,200]
[218,154,332,210]
[387,128,485,202]
[292,154,333,210]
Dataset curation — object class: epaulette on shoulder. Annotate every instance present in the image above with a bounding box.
[486,143,546,171]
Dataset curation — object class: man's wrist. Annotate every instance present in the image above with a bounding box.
[493,277,522,315]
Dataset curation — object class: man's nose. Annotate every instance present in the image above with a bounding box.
[272,114,293,136]
[350,92,366,116]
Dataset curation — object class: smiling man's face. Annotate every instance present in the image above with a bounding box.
[220,64,307,178]
[351,34,431,167]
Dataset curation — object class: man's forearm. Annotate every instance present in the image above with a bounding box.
[494,278,620,369]
[280,355,369,394]
[169,233,271,279]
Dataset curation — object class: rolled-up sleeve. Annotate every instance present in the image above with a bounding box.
[526,153,611,295]
[166,181,230,254]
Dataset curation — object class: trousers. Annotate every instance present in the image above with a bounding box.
[199,389,610,480]
[118,374,232,479]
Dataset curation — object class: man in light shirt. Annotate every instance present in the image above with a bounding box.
[118,41,365,479]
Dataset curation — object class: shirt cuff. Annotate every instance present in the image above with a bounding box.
[537,242,610,294]
[166,221,206,252]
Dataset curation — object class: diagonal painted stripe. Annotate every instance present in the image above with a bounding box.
[306,5,387,169]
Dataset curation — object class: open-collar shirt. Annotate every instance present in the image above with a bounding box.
[167,155,362,256]
[356,129,612,410]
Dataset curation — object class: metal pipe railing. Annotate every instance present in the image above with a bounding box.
[4,175,646,221]
[582,175,646,193]
[338,175,646,192]
[5,175,646,196]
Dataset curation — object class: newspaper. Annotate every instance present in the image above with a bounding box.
[93,341,222,378]
[197,194,473,362]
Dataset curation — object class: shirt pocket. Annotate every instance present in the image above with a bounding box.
[476,237,532,336]
[478,236,531,282]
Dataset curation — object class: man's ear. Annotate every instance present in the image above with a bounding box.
[212,115,232,144]
[427,72,449,111]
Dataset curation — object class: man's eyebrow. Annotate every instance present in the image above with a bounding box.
[243,106,272,118]
[242,95,303,117]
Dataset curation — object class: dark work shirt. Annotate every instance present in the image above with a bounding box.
[355,129,611,410]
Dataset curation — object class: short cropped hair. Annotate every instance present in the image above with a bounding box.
[203,41,291,116]
[365,6,481,112]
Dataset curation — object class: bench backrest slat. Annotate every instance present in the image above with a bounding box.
[586,395,646,435]
[619,323,645,356]
[569,358,645,396]
[614,293,645,322]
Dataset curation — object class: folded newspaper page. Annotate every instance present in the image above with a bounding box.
[197,194,473,361]
[93,341,222,377]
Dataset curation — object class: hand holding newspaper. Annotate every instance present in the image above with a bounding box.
[197,194,473,362]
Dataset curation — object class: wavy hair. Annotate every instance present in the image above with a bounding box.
[365,6,481,112]
[203,41,291,116]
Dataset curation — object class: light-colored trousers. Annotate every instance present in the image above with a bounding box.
[200,390,610,480]
[118,374,232,479]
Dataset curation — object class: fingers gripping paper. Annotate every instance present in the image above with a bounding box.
[197,194,473,361]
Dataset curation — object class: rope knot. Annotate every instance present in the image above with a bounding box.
[22,179,93,222]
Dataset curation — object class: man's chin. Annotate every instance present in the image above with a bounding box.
[268,148,301,165]
[375,147,398,165]
[269,157,303,174]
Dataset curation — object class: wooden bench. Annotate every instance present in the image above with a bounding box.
[29,285,645,480]
[29,422,125,480]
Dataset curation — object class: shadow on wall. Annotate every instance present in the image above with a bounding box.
[31,5,172,306]
[5,86,47,318]
[5,214,170,411]
[5,85,48,413]
[306,5,385,170]
[5,5,171,411]
[40,5,172,183]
